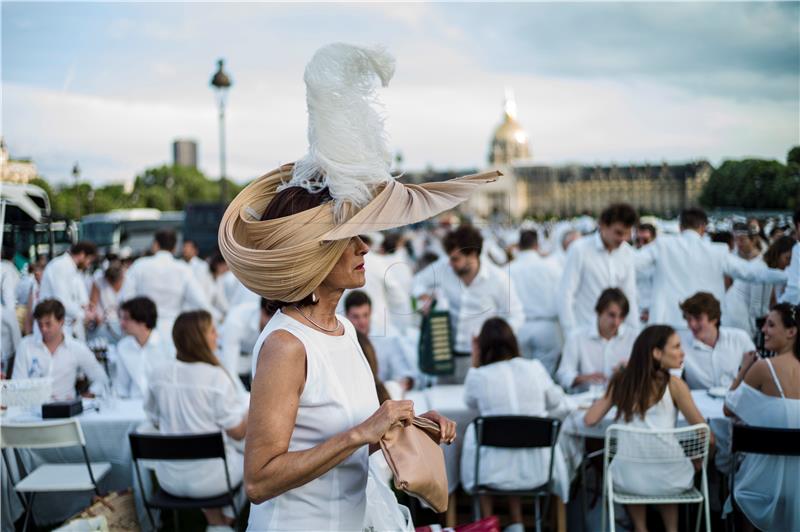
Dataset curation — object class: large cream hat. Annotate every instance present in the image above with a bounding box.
[218,43,499,302]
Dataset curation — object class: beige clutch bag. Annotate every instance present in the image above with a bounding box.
[379,416,449,513]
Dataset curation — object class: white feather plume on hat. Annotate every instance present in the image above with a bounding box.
[279,43,396,222]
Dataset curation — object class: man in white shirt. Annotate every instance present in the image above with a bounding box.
[114,297,174,398]
[13,299,108,400]
[637,208,787,330]
[0,245,20,308]
[722,223,771,338]
[635,222,657,324]
[557,288,637,391]
[219,297,275,385]
[558,204,639,336]
[413,225,524,383]
[509,230,563,375]
[120,229,214,338]
[182,239,215,301]
[779,208,800,304]
[679,292,756,390]
[377,232,415,334]
[344,290,416,390]
[39,241,98,340]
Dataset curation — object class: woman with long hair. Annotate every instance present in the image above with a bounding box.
[724,303,800,532]
[461,318,572,531]
[144,310,248,530]
[584,325,710,532]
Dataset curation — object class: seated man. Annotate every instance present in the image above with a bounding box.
[556,288,638,391]
[114,297,174,398]
[219,297,276,388]
[680,291,755,389]
[344,290,416,391]
[13,299,109,401]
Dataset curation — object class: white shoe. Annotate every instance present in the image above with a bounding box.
[503,523,525,532]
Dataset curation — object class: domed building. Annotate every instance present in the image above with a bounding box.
[488,89,531,165]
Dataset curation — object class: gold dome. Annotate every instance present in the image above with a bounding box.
[489,90,530,165]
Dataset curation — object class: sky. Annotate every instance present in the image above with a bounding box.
[2,1,799,187]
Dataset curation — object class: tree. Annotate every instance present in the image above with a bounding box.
[700,156,800,210]
[788,146,800,167]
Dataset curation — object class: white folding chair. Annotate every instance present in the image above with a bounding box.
[602,423,711,532]
[1,419,111,531]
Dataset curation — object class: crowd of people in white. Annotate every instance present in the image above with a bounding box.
[1,203,798,532]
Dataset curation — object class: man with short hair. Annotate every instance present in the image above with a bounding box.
[679,292,755,390]
[558,203,639,335]
[120,229,214,337]
[13,299,108,400]
[636,207,786,329]
[413,225,524,382]
[114,297,174,398]
[510,230,563,374]
[39,241,98,339]
[182,239,215,300]
[635,222,657,324]
[556,288,638,391]
[778,207,800,304]
[344,290,415,390]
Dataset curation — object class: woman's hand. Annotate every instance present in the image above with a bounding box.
[419,410,457,444]
[355,400,415,445]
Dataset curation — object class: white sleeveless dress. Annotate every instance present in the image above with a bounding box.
[247,309,379,531]
[725,359,800,532]
[609,384,695,496]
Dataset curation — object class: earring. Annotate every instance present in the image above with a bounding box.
[311,292,318,304]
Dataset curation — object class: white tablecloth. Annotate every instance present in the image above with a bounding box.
[1,399,150,529]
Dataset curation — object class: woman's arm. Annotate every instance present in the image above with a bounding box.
[225,411,248,441]
[584,393,613,426]
[244,330,414,504]
[670,376,715,447]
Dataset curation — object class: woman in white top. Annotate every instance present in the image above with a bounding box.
[724,303,800,532]
[461,318,572,530]
[89,263,124,343]
[585,325,710,532]
[145,311,248,530]
[245,186,456,531]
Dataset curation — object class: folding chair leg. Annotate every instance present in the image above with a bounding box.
[173,509,180,532]
[704,497,712,532]
[695,501,702,532]
[472,494,481,522]
[534,497,542,532]
[21,493,35,532]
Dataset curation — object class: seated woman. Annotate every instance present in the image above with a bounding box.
[585,325,710,532]
[724,303,800,532]
[461,318,572,532]
[144,310,248,530]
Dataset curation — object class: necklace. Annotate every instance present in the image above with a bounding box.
[293,305,342,333]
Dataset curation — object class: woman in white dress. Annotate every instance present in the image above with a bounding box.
[724,303,800,532]
[218,43,493,531]
[243,187,457,531]
[460,318,572,531]
[145,311,248,531]
[585,325,710,532]
[89,263,124,343]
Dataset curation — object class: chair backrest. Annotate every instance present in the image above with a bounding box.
[128,431,226,461]
[474,416,560,449]
[604,423,710,465]
[731,425,800,456]
[0,419,85,449]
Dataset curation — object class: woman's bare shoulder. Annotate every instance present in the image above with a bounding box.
[257,329,306,368]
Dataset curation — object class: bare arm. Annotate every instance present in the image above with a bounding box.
[244,330,414,504]
[225,413,248,441]
[584,393,613,426]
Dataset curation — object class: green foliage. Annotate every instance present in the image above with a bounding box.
[38,165,243,220]
[700,156,800,211]
[788,146,800,167]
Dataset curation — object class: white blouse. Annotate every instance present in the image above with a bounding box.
[247,310,379,531]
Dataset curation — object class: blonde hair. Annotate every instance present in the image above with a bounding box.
[172,311,221,367]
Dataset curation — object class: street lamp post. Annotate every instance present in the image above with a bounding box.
[72,162,81,219]
[210,59,232,203]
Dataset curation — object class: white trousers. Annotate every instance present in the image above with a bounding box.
[517,319,563,376]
